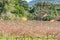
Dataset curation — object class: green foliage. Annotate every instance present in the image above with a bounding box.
[42,16,55,21]
[0,2,4,13]
[0,0,60,20]
[14,5,25,17]
[0,0,26,20]
[30,2,60,21]
[27,13,36,20]
[20,1,29,10]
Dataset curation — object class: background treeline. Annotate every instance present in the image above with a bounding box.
[0,0,60,21]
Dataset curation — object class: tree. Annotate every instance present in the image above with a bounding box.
[19,1,29,10]
[14,5,25,17]
[0,0,26,20]
[32,2,57,21]
[13,0,25,17]
[0,2,3,13]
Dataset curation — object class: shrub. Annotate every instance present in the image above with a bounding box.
[42,16,55,21]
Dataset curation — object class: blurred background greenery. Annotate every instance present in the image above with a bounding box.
[0,0,60,21]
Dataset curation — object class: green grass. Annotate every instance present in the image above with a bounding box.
[0,36,56,40]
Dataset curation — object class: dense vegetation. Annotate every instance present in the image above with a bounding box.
[0,0,60,21]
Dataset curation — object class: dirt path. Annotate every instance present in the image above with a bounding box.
[0,20,60,27]
[0,20,60,37]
